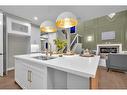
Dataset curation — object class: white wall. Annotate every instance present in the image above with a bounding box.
[41,33,57,52]
[30,25,41,52]
[57,29,66,40]
[48,33,57,51]
[31,25,41,52]
[31,25,40,45]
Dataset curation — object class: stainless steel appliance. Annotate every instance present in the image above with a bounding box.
[0,12,3,76]
[0,12,7,76]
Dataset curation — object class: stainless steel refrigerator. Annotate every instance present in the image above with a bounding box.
[0,12,7,76]
[0,12,3,76]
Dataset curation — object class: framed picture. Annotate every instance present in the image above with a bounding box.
[101,31,115,40]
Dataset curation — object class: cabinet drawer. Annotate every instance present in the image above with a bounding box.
[19,59,46,71]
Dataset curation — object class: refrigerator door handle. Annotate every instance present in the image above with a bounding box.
[0,53,3,55]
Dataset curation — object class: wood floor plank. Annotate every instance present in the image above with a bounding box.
[98,66,127,89]
[0,70,21,89]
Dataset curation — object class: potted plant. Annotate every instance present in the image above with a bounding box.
[54,38,67,56]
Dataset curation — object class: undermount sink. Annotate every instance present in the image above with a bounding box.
[32,56,57,60]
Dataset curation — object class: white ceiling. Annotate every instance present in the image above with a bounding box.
[0,6,127,26]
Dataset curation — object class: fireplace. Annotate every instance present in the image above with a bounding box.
[100,47,118,53]
[96,44,122,67]
[96,44,122,59]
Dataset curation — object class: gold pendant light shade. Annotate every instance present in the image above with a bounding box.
[40,20,57,33]
[56,12,78,28]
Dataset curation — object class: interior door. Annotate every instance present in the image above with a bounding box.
[0,12,3,76]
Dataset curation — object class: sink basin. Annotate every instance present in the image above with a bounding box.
[32,56,57,60]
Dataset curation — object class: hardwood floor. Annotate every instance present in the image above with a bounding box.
[98,67,127,89]
[0,67,127,89]
[0,70,21,89]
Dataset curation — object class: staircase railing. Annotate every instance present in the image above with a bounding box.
[70,34,82,50]
[63,33,82,53]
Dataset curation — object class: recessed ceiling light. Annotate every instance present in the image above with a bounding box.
[33,16,38,20]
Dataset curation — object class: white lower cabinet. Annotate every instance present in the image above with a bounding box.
[15,59,28,89]
[15,59,91,89]
[27,65,44,89]
[15,59,46,89]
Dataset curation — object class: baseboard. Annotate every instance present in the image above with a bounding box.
[7,67,14,71]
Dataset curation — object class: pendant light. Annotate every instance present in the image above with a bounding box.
[40,20,57,33]
[56,12,78,28]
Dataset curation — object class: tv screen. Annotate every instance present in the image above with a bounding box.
[70,26,76,34]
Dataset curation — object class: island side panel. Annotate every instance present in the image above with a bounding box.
[89,68,99,89]
[67,73,89,89]
[47,67,55,89]
[47,67,67,89]
[47,67,91,89]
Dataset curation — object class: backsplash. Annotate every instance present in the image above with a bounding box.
[8,35,30,69]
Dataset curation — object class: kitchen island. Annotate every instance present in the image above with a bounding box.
[14,53,100,89]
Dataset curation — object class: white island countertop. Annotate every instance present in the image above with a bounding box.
[14,53,100,78]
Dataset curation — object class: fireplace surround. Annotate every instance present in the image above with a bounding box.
[96,44,122,67]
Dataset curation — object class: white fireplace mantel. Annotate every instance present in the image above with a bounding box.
[96,44,122,55]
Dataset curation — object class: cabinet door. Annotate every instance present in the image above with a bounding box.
[27,65,44,89]
[15,59,28,89]
[7,17,31,36]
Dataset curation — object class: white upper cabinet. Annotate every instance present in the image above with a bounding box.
[7,17,31,36]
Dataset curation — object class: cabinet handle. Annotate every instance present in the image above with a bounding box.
[27,70,30,82]
[28,70,32,82]
[30,71,32,82]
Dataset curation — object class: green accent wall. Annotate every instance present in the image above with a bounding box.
[77,10,127,51]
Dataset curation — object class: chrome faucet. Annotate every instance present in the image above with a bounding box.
[46,42,52,57]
